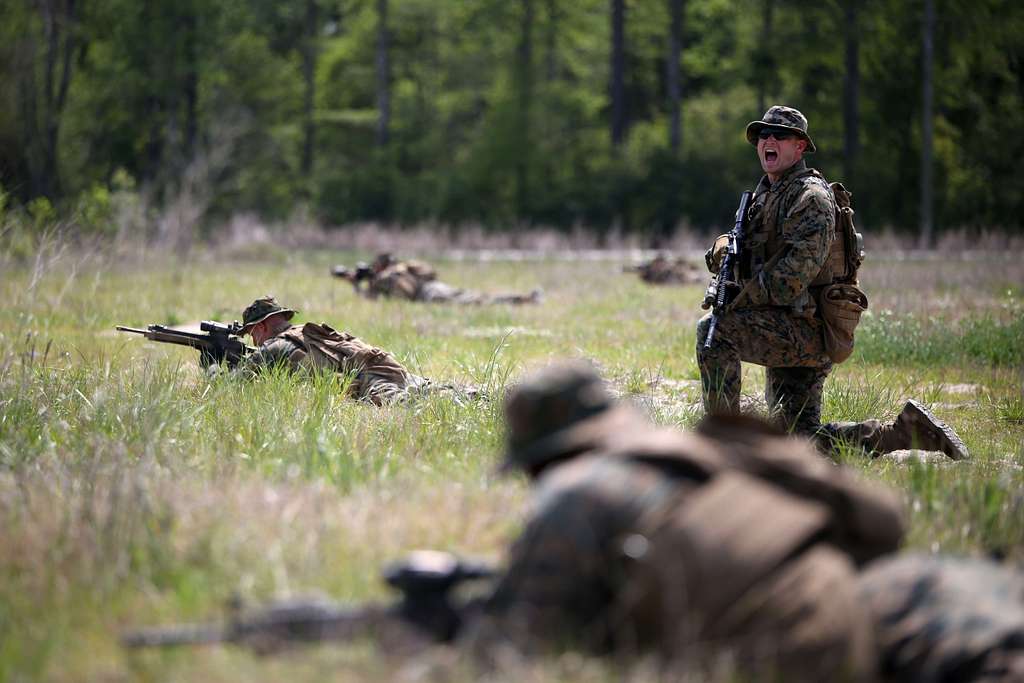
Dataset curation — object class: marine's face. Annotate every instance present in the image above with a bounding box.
[250,313,287,345]
[250,320,271,345]
[757,128,807,181]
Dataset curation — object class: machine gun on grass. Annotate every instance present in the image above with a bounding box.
[121,551,495,653]
[116,320,254,368]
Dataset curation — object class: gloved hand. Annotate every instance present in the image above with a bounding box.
[705,234,730,273]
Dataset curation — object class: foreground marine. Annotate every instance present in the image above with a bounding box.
[696,105,968,460]
[123,361,1024,680]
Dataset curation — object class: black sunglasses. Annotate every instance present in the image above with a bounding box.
[758,128,798,141]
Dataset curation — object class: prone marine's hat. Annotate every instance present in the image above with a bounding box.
[239,296,296,334]
[745,105,816,153]
[500,360,640,474]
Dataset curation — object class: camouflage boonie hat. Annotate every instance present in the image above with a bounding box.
[500,360,639,473]
[745,105,816,153]
[239,296,296,334]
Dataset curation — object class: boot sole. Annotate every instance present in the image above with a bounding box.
[905,400,970,460]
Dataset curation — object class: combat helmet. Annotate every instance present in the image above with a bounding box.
[745,105,817,153]
[239,296,296,335]
[500,360,640,475]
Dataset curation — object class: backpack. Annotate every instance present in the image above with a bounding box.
[811,182,865,286]
[812,182,869,363]
[282,322,411,394]
[605,416,900,677]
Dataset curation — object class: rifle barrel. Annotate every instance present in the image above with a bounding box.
[121,623,227,648]
[115,326,148,335]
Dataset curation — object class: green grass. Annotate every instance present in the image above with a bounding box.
[1,245,1022,681]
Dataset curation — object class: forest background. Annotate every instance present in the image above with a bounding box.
[2,0,1022,246]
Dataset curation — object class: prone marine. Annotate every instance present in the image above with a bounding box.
[333,253,542,305]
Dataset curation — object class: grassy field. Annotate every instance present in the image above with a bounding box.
[1,242,1022,682]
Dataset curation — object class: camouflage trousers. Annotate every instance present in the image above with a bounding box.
[858,554,1024,682]
[695,307,890,455]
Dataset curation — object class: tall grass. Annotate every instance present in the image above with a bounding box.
[1,245,1022,681]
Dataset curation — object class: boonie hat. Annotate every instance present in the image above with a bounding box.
[500,360,640,473]
[745,105,816,153]
[239,296,296,334]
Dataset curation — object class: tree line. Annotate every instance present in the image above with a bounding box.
[1,0,1021,241]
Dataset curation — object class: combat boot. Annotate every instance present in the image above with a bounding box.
[877,400,969,460]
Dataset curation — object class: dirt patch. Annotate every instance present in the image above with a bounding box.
[927,383,987,396]
[880,449,957,465]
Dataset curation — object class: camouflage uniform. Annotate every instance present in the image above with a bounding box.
[858,554,1024,682]
[232,296,421,405]
[696,107,968,461]
[468,361,902,680]
[359,253,541,305]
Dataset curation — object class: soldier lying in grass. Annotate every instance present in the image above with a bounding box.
[623,252,703,285]
[333,252,542,305]
[219,295,425,405]
[466,361,1021,681]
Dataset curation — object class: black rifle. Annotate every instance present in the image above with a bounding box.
[121,551,495,653]
[116,320,254,368]
[331,262,374,292]
[703,191,753,349]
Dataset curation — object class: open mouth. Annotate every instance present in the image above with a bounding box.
[764,149,778,163]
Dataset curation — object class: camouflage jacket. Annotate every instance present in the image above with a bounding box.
[470,417,903,678]
[858,553,1024,682]
[234,323,415,404]
[368,260,437,301]
[738,160,836,314]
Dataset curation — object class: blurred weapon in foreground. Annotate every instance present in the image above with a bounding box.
[121,551,495,654]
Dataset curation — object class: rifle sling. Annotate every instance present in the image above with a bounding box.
[727,246,788,311]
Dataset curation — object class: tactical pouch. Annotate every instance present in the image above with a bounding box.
[817,283,868,363]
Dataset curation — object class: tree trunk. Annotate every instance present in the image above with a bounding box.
[610,0,626,148]
[183,5,199,161]
[544,0,558,82]
[666,0,684,154]
[303,0,319,175]
[756,0,775,116]
[516,0,535,220]
[375,0,390,148]
[28,0,82,199]
[842,0,859,186]
[919,0,935,247]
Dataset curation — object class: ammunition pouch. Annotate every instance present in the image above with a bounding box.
[815,283,868,364]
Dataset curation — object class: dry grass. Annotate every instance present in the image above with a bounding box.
[1,235,1022,681]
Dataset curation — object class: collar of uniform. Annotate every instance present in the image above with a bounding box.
[265,324,304,346]
[759,159,809,194]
